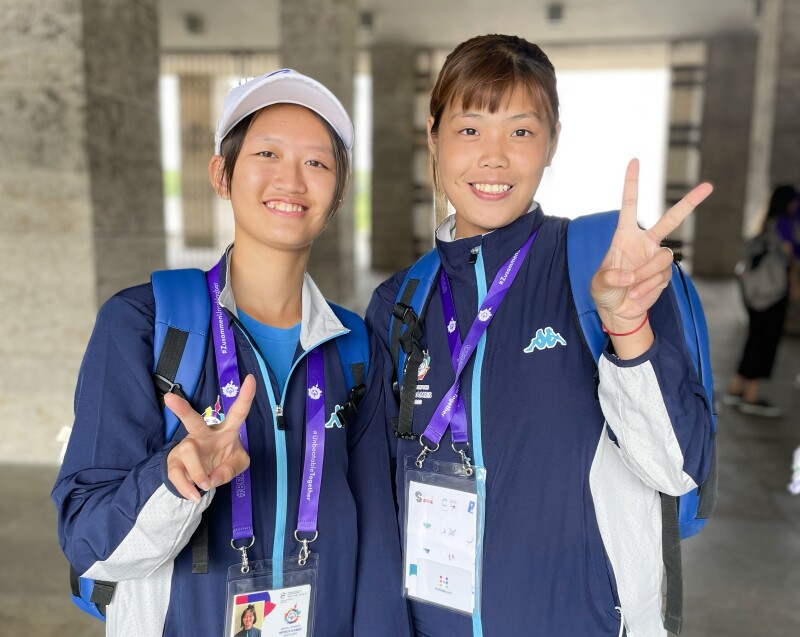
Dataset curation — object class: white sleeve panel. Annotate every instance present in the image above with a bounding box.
[104,562,173,637]
[83,484,213,581]
[590,426,667,637]
[598,356,698,497]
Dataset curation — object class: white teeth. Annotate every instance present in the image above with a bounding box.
[473,183,511,193]
[266,201,305,212]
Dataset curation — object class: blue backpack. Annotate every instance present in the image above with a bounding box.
[387,211,717,634]
[70,268,369,621]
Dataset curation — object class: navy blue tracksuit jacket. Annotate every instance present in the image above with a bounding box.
[52,251,411,637]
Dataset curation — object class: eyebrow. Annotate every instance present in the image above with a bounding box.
[248,135,334,155]
[449,111,543,123]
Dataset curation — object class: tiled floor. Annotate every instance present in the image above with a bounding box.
[3,278,799,636]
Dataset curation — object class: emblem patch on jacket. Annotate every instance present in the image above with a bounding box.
[203,396,225,425]
[523,327,567,353]
[221,380,239,398]
[417,350,431,381]
[308,384,323,400]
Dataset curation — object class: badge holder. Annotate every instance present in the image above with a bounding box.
[224,553,318,637]
[402,456,486,616]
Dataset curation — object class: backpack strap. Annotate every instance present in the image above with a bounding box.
[152,269,212,575]
[566,210,619,361]
[151,269,211,442]
[69,565,113,620]
[661,493,684,635]
[331,304,369,429]
[388,249,442,439]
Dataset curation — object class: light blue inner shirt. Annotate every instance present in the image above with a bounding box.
[237,309,301,393]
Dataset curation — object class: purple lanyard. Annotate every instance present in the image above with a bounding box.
[207,263,254,547]
[206,264,326,568]
[296,346,326,565]
[417,230,537,467]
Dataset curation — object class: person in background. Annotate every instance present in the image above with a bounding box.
[725,185,798,417]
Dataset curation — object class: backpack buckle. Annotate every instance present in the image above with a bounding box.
[393,303,416,326]
[153,373,187,400]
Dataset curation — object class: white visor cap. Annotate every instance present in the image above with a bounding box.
[214,68,354,154]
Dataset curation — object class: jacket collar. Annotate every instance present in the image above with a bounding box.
[434,205,545,284]
[217,244,348,351]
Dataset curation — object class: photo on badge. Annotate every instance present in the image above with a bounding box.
[230,597,268,637]
[228,584,312,637]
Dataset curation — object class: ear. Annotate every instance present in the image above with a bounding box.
[546,121,561,167]
[208,155,229,199]
[426,115,437,157]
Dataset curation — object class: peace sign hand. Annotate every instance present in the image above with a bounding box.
[164,375,256,502]
[590,159,713,333]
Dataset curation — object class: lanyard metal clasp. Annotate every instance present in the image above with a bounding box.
[452,443,474,476]
[415,438,440,469]
[294,530,318,566]
[231,537,255,574]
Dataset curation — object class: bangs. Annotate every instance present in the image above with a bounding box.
[453,72,555,127]
[439,65,558,131]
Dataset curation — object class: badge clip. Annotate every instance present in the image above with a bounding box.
[415,438,440,468]
[231,537,255,574]
[294,530,318,566]
[452,443,474,476]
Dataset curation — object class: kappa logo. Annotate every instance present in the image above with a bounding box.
[523,327,567,353]
[325,407,344,429]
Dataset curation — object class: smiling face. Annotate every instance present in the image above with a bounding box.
[429,88,559,238]
[210,103,338,255]
[242,608,255,629]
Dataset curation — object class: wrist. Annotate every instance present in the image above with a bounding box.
[601,311,649,337]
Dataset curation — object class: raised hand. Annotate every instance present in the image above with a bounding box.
[591,158,713,331]
[165,375,256,502]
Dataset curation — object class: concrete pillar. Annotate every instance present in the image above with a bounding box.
[0,0,164,463]
[693,33,758,277]
[179,74,215,247]
[371,43,418,271]
[745,0,800,332]
[280,0,357,304]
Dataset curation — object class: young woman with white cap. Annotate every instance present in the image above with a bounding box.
[53,69,410,637]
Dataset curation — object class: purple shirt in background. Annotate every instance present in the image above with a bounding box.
[777,212,800,258]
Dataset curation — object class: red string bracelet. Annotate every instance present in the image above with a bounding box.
[602,311,649,337]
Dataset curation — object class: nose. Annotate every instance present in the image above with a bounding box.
[273,157,307,194]
[478,134,509,169]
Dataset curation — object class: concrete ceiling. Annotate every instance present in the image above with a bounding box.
[160,0,759,52]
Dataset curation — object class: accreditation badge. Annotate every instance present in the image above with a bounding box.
[224,555,318,637]
[402,458,487,615]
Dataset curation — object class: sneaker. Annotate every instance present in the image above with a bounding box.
[738,399,783,418]
[722,392,743,407]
